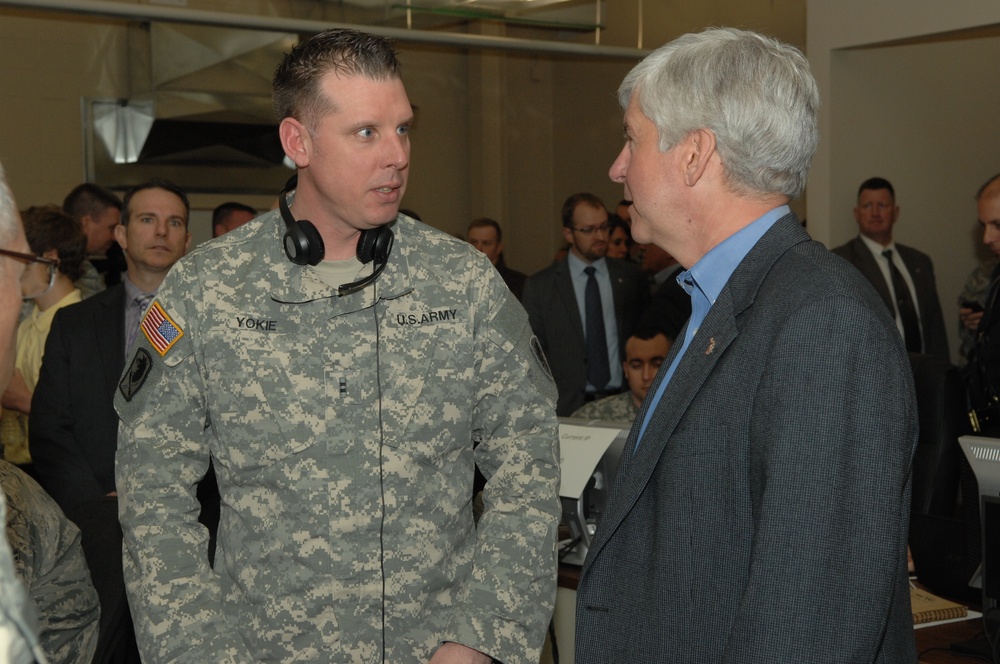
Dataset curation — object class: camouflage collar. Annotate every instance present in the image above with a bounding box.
[269,212,413,305]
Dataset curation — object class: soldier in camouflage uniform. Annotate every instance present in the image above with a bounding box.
[571,326,671,424]
[115,28,560,664]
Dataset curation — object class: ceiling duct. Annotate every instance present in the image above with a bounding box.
[102,22,295,167]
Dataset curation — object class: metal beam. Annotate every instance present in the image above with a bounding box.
[0,0,647,58]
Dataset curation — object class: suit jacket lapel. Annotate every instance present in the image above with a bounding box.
[850,237,894,312]
[897,246,928,306]
[581,215,810,573]
[608,260,627,340]
[581,293,739,572]
[555,261,585,346]
[98,285,127,392]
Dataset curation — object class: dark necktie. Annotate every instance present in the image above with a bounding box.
[584,266,611,390]
[882,249,921,353]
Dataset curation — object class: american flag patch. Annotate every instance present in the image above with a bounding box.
[140,301,184,356]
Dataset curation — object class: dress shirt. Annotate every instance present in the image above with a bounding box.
[3,289,82,464]
[17,289,83,391]
[636,205,790,446]
[567,253,623,391]
[123,277,157,360]
[857,234,923,347]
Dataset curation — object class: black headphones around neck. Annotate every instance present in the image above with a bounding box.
[278,174,394,295]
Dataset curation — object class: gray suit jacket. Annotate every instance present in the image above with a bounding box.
[522,257,649,416]
[832,236,949,359]
[575,216,917,663]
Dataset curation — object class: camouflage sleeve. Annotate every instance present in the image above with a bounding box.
[441,262,561,664]
[114,261,251,663]
[1,461,99,664]
[74,260,105,300]
[0,492,45,664]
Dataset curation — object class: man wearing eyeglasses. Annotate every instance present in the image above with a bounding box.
[523,192,648,416]
[1,205,86,472]
[0,162,50,664]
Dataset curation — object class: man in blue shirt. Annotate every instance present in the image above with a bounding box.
[575,27,918,663]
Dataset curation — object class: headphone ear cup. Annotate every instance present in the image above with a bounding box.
[357,226,394,265]
[283,220,325,266]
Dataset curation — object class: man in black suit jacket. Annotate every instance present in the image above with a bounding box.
[31,180,192,508]
[522,193,648,415]
[29,180,192,664]
[832,177,949,359]
[466,217,527,300]
[575,28,917,663]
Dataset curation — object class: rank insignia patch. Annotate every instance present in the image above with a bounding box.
[141,301,184,356]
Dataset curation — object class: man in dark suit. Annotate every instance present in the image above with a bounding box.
[29,179,192,664]
[522,193,648,415]
[31,180,191,508]
[832,177,949,358]
[466,217,527,300]
[637,242,691,342]
[575,28,918,662]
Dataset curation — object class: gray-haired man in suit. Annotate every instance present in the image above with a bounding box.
[574,28,918,662]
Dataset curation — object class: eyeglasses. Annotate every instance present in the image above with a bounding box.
[0,248,59,300]
[571,223,610,236]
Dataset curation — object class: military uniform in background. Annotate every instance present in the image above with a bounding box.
[0,491,46,664]
[115,212,560,663]
[570,392,638,423]
[1,460,99,663]
[74,260,105,300]
[967,264,1000,434]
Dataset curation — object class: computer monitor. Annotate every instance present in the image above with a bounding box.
[959,436,1000,615]
[557,417,630,566]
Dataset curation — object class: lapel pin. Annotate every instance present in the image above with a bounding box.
[705,337,716,355]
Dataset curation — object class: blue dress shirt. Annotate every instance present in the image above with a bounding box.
[567,252,623,391]
[635,205,791,447]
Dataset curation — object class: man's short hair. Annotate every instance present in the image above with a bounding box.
[561,193,606,228]
[62,183,122,222]
[976,173,1000,202]
[630,324,671,345]
[857,177,895,201]
[618,27,818,200]
[213,202,257,228]
[272,28,402,130]
[468,217,502,243]
[21,205,87,281]
[121,179,190,228]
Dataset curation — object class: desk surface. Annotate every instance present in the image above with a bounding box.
[916,615,992,663]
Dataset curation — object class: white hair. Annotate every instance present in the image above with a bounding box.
[0,163,19,244]
[619,27,819,200]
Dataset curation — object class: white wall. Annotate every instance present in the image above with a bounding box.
[808,0,1000,362]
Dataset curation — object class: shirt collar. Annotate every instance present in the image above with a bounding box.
[123,275,157,303]
[567,251,607,276]
[28,289,82,330]
[682,205,791,303]
[859,233,896,257]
